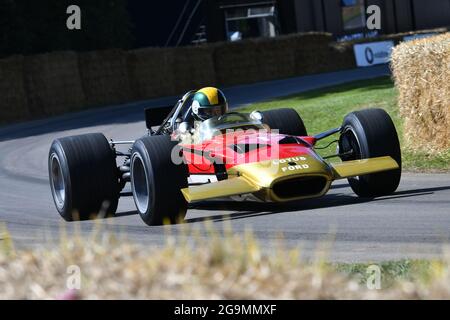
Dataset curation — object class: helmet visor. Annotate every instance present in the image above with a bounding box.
[197,104,225,119]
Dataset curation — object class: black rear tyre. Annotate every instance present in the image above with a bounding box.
[262,108,308,136]
[48,133,120,221]
[339,108,401,197]
[130,135,188,226]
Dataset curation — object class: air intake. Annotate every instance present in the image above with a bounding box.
[272,176,328,199]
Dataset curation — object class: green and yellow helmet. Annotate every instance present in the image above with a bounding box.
[191,87,228,121]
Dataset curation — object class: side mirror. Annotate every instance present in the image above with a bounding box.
[250,110,264,122]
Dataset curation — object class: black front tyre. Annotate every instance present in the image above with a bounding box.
[130,135,188,226]
[262,108,308,136]
[48,133,120,221]
[339,108,402,197]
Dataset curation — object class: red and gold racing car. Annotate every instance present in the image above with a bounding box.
[49,90,401,226]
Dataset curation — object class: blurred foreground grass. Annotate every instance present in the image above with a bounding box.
[243,77,450,172]
[0,223,449,299]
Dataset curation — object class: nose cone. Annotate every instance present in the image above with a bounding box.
[228,154,333,188]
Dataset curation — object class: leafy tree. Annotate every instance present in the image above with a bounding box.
[0,0,133,57]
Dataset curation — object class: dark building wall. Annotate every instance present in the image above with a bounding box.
[150,0,449,46]
[322,0,342,34]
[368,0,396,34]
[204,0,278,42]
[292,0,315,32]
[292,0,327,32]
[285,0,450,37]
[393,0,414,32]
[127,0,205,47]
[277,0,298,33]
[293,0,395,35]
[312,0,327,31]
[205,0,225,42]
[412,0,450,29]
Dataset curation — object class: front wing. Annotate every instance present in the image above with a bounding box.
[181,156,399,203]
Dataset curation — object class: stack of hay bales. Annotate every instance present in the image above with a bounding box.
[214,39,263,86]
[391,33,450,153]
[253,36,297,81]
[127,48,176,100]
[172,46,217,93]
[213,32,354,86]
[0,56,29,122]
[23,52,86,116]
[78,50,132,106]
[0,30,398,124]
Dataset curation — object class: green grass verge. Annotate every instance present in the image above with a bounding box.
[1,224,449,299]
[335,260,437,289]
[242,77,450,172]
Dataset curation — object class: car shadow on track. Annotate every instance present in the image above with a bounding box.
[110,185,450,223]
[184,185,450,224]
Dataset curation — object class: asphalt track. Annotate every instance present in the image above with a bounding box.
[1,65,449,262]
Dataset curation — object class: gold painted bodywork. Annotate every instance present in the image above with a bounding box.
[227,154,332,202]
[331,156,399,180]
[181,155,399,203]
[181,176,261,202]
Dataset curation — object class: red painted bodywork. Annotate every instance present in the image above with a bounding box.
[181,130,318,174]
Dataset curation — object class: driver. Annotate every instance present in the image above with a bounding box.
[191,87,228,122]
[174,87,228,142]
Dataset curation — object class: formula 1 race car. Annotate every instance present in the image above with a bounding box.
[48,90,401,226]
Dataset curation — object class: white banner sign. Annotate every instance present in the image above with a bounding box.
[353,41,394,67]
